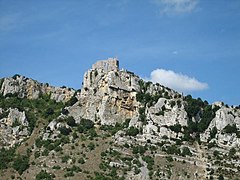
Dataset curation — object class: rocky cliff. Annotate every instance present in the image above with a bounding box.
[0,58,239,180]
[0,74,75,102]
[67,58,140,125]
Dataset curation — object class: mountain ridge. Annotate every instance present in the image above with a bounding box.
[0,58,239,179]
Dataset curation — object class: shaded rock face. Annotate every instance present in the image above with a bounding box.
[0,108,29,147]
[68,59,140,125]
[0,75,75,102]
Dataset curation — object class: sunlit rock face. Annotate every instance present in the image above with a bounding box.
[0,75,75,102]
[69,58,141,125]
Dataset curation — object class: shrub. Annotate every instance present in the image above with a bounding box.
[80,118,94,130]
[88,142,95,151]
[142,156,154,170]
[218,174,224,180]
[45,108,54,117]
[0,147,15,170]
[169,124,182,133]
[184,95,204,118]
[181,147,192,157]
[210,127,218,139]
[78,157,85,164]
[224,124,238,134]
[59,126,72,136]
[132,145,146,155]
[66,116,76,127]
[62,108,69,115]
[66,96,78,106]
[166,145,180,155]
[126,127,139,136]
[166,156,173,162]
[12,74,20,80]
[229,147,236,158]
[36,170,55,180]
[12,155,29,175]
[34,151,40,159]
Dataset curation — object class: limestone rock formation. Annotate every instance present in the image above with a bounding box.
[200,104,240,148]
[0,108,30,147]
[1,58,240,179]
[68,58,141,125]
[0,75,75,102]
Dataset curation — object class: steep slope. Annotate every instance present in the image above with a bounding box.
[0,58,240,180]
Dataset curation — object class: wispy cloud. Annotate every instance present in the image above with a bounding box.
[146,68,208,92]
[152,0,198,15]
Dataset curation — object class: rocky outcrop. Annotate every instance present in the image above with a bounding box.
[0,108,30,147]
[67,58,140,125]
[0,75,75,102]
[65,59,240,149]
[200,104,240,148]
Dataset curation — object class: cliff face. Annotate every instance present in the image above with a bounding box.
[68,58,141,125]
[0,75,75,102]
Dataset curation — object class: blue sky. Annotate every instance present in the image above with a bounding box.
[0,0,239,105]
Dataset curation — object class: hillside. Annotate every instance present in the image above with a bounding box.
[0,58,240,180]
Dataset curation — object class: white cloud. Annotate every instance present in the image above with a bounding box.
[152,0,198,15]
[147,68,208,92]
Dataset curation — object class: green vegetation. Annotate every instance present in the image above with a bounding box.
[210,127,218,139]
[136,80,162,107]
[66,116,76,127]
[36,170,55,180]
[169,124,182,133]
[100,119,130,135]
[132,145,147,155]
[164,145,181,155]
[181,147,192,157]
[88,142,95,151]
[0,93,65,132]
[12,74,20,80]
[142,155,154,170]
[12,155,29,175]
[59,126,72,135]
[66,96,78,106]
[183,95,220,140]
[78,118,94,132]
[126,126,139,136]
[0,147,15,170]
[223,124,240,137]
[184,95,205,118]
[229,148,236,158]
